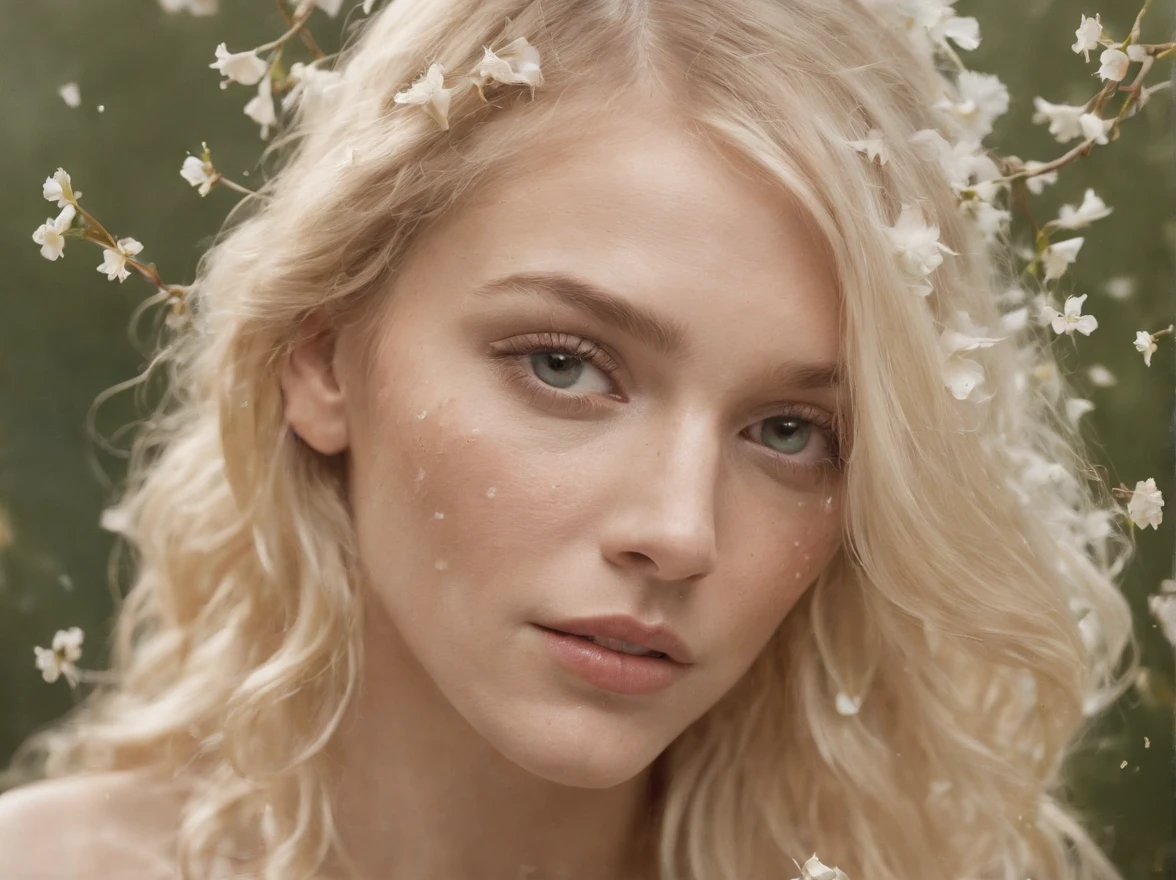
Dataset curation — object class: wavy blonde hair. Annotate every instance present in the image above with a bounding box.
[6,0,1140,878]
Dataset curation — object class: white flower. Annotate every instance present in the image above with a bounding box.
[99,506,131,534]
[244,72,276,139]
[42,167,80,208]
[280,62,344,121]
[302,0,344,15]
[1000,306,1029,332]
[159,0,218,13]
[962,199,1011,244]
[908,129,1001,198]
[1127,478,1164,530]
[894,0,981,51]
[845,127,888,165]
[1148,581,1176,647]
[31,204,77,261]
[934,70,1009,140]
[1097,47,1130,82]
[1072,13,1103,62]
[210,43,268,89]
[886,203,958,295]
[1023,160,1058,195]
[1066,397,1095,426]
[834,692,862,715]
[33,627,84,686]
[1127,44,1149,62]
[1032,97,1088,143]
[468,36,544,99]
[97,237,144,283]
[58,82,81,108]
[1078,112,1113,145]
[1104,276,1135,299]
[1040,294,1097,336]
[1134,330,1158,367]
[1042,236,1084,282]
[1086,363,1117,387]
[180,154,217,196]
[939,310,1004,402]
[393,62,455,131]
[1052,188,1113,230]
[792,853,850,880]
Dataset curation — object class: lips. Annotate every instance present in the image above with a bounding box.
[538,614,694,665]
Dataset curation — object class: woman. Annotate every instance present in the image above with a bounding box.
[0,0,1139,878]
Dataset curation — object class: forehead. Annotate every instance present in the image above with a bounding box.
[406,102,841,376]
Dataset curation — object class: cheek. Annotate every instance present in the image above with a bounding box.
[715,497,842,649]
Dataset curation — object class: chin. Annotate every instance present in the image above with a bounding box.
[478,705,669,789]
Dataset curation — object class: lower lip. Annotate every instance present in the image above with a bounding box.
[535,625,687,696]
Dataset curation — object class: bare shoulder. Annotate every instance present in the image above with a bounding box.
[0,767,189,879]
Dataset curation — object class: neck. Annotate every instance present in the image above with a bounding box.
[325,600,661,880]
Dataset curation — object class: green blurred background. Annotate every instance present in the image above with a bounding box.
[0,0,1173,875]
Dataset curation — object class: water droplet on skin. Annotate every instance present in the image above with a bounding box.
[471,428,481,435]
[793,540,801,547]
[794,572,801,580]
[434,559,449,571]
[417,410,428,420]
[434,512,444,520]
[803,553,811,561]
[241,400,249,408]
[486,487,497,498]
[823,496,835,513]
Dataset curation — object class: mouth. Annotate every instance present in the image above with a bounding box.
[537,626,671,660]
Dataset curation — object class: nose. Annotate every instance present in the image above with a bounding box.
[599,412,720,584]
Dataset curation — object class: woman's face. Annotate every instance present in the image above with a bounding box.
[283,103,844,789]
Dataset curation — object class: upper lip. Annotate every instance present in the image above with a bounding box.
[539,614,694,665]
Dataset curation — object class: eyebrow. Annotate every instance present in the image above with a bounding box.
[470,270,842,392]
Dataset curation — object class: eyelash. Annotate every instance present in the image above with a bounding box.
[491,331,844,481]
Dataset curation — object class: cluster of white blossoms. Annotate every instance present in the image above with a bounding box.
[843,1,1168,550]
[791,853,851,880]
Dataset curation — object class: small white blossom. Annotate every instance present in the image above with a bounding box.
[1104,276,1135,299]
[1072,13,1103,62]
[1078,112,1113,145]
[963,198,1012,244]
[468,36,544,99]
[934,70,1009,140]
[1127,478,1163,530]
[1042,236,1084,282]
[33,627,84,686]
[31,204,77,261]
[97,237,144,283]
[181,154,217,196]
[100,506,131,534]
[886,203,958,295]
[159,0,218,13]
[393,62,455,131]
[280,62,344,121]
[1134,330,1158,367]
[1148,580,1176,647]
[1052,188,1113,230]
[893,0,981,52]
[1024,160,1058,195]
[834,692,862,715]
[845,128,888,165]
[1040,294,1098,336]
[42,167,80,208]
[289,0,342,15]
[1097,47,1130,82]
[1086,363,1117,387]
[909,129,1001,200]
[1000,306,1029,333]
[210,43,268,89]
[939,310,1004,402]
[792,853,850,880]
[1066,397,1095,426]
[244,72,276,139]
[1032,97,1088,143]
[58,82,81,108]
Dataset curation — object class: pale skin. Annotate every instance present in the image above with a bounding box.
[0,96,844,879]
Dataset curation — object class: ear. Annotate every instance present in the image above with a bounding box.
[281,316,349,455]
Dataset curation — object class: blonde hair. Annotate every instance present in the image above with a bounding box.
[6,1,1140,878]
